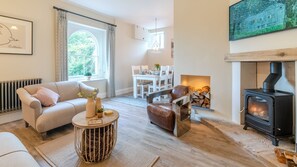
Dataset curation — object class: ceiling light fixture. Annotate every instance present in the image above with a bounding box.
[151,18,160,51]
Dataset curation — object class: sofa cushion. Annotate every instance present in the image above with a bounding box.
[24,82,58,95]
[55,81,80,102]
[0,151,40,167]
[36,102,76,132]
[0,132,40,167]
[0,132,27,156]
[64,98,87,114]
[33,87,60,107]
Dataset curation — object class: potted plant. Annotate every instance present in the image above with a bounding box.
[84,72,92,80]
[97,107,104,118]
[154,64,160,71]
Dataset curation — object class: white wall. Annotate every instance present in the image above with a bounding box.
[147,27,174,68]
[0,0,148,97]
[115,19,148,93]
[174,0,232,120]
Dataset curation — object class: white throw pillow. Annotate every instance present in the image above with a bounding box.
[33,87,60,107]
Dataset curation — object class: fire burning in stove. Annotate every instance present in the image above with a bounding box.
[247,97,269,121]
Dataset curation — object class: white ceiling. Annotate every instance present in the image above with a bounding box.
[64,0,173,29]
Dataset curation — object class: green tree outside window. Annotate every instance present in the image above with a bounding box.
[68,31,96,77]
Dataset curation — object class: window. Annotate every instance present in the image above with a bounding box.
[67,21,106,80]
[148,31,165,50]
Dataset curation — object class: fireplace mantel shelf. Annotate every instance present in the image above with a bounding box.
[225,47,297,62]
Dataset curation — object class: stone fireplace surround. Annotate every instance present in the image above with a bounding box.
[226,48,297,124]
[226,47,297,149]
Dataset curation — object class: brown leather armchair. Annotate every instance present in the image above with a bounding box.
[147,85,191,137]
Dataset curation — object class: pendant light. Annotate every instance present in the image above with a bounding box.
[151,18,160,51]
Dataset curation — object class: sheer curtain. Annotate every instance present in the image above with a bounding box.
[106,25,116,97]
[55,10,68,81]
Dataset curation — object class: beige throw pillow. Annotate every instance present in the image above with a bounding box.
[33,87,60,107]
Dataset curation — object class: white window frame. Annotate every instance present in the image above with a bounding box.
[148,31,165,50]
[67,21,107,81]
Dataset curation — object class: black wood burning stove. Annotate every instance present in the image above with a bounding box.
[243,62,293,146]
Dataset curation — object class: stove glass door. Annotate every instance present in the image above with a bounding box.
[247,96,269,121]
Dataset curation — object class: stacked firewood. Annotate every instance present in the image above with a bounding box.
[190,86,210,108]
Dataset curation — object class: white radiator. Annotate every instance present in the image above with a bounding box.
[0,78,42,112]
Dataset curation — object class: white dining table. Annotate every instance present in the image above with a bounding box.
[132,74,160,98]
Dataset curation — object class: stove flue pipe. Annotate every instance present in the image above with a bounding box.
[263,62,282,93]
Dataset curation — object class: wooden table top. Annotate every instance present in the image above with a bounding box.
[72,109,119,128]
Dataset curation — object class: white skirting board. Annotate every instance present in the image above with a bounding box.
[115,87,133,96]
[0,110,22,125]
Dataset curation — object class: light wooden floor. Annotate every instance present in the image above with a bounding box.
[0,99,267,167]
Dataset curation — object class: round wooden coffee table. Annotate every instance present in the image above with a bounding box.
[72,110,119,163]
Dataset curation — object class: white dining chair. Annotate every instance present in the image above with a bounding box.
[132,66,148,98]
[167,65,174,89]
[148,66,168,95]
[140,65,153,85]
[140,65,149,74]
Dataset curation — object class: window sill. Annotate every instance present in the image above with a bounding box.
[82,78,107,82]
[147,49,164,53]
[69,78,106,82]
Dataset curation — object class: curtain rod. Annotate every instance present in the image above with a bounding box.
[53,6,117,27]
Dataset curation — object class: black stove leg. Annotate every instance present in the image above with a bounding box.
[243,124,248,130]
[272,137,279,146]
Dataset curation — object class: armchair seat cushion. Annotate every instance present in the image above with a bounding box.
[147,103,175,131]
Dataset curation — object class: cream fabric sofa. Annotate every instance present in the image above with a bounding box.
[0,132,40,167]
[17,81,97,137]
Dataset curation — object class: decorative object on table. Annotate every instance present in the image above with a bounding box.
[88,118,102,125]
[0,15,33,55]
[77,88,99,118]
[77,88,99,99]
[229,0,297,41]
[154,64,160,71]
[97,109,104,118]
[95,97,102,109]
[95,97,104,118]
[86,97,95,118]
[97,107,104,118]
[104,110,114,115]
[84,72,92,80]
